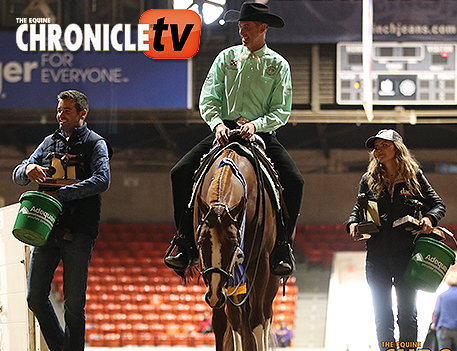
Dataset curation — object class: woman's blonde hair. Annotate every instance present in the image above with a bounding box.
[367,138,421,198]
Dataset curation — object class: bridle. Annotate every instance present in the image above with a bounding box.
[198,202,242,287]
[196,136,268,307]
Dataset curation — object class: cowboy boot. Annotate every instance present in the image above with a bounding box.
[270,222,295,277]
[165,207,199,270]
[164,233,199,270]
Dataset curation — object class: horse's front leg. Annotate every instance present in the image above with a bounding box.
[212,307,228,351]
[226,300,246,351]
[233,299,258,351]
[262,274,280,350]
[247,255,271,351]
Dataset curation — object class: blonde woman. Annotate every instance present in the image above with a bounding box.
[346,129,446,351]
[432,270,457,351]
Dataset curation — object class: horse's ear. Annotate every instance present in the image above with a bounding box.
[229,196,245,220]
[197,194,210,217]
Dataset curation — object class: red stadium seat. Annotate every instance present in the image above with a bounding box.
[120,331,138,346]
[137,332,155,345]
[85,223,299,346]
[103,333,121,347]
[87,332,104,347]
[154,333,172,346]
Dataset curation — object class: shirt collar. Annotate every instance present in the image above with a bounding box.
[241,44,267,57]
[54,122,88,142]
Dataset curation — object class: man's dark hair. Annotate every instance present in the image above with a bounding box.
[57,90,89,113]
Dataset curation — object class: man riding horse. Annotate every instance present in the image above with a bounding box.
[165,2,304,278]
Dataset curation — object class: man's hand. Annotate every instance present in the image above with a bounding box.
[25,164,48,183]
[239,122,256,140]
[215,123,230,146]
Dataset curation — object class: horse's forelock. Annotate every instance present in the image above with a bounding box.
[212,204,226,218]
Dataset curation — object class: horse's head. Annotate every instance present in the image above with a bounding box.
[196,195,245,309]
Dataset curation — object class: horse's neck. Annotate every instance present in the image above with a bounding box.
[208,150,245,206]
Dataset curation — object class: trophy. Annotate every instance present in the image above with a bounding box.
[392,199,445,241]
[38,152,82,192]
[355,193,380,240]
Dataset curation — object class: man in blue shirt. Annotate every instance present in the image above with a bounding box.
[13,90,112,351]
[432,270,457,351]
[165,2,304,278]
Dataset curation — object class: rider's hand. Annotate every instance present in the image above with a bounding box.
[215,123,230,146]
[239,122,256,140]
[25,164,48,183]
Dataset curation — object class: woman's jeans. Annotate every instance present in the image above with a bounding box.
[27,234,95,351]
[366,252,418,351]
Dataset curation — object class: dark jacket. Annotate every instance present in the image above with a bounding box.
[347,169,445,256]
[12,123,112,238]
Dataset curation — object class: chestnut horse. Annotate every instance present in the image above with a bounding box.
[193,137,280,351]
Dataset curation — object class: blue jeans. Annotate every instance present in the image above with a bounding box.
[27,234,95,351]
[366,252,417,351]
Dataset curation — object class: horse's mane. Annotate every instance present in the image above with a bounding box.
[207,149,245,207]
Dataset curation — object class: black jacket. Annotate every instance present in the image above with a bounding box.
[347,169,446,256]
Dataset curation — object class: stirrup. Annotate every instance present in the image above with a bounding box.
[270,241,295,277]
[164,235,199,270]
[164,235,181,259]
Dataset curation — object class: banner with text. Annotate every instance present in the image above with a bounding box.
[0,32,191,109]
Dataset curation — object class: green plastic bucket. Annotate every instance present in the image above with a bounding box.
[12,191,63,246]
[404,237,456,292]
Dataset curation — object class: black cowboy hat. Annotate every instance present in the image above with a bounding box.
[223,2,284,28]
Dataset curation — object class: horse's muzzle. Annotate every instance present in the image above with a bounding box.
[201,267,232,309]
[205,287,227,309]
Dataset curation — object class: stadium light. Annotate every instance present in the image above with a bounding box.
[174,0,226,25]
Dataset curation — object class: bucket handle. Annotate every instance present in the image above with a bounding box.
[437,226,457,248]
[412,231,420,245]
[412,226,457,248]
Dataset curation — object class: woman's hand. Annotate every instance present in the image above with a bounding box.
[349,222,359,240]
[420,216,433,234]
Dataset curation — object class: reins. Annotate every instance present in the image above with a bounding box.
[198,202,239,285]
[227,138,267,307]
[195,131,269,307]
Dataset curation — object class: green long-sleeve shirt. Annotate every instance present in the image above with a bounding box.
[199,44,292,133]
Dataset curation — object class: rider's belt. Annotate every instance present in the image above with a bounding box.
[224,118,275,135]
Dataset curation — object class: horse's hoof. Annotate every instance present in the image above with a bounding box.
[270,261,294,277]
[164,252,190,270]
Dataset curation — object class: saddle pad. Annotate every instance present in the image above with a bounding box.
[188,142,281,210]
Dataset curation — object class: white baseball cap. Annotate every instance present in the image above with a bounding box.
[365,129,403,149]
